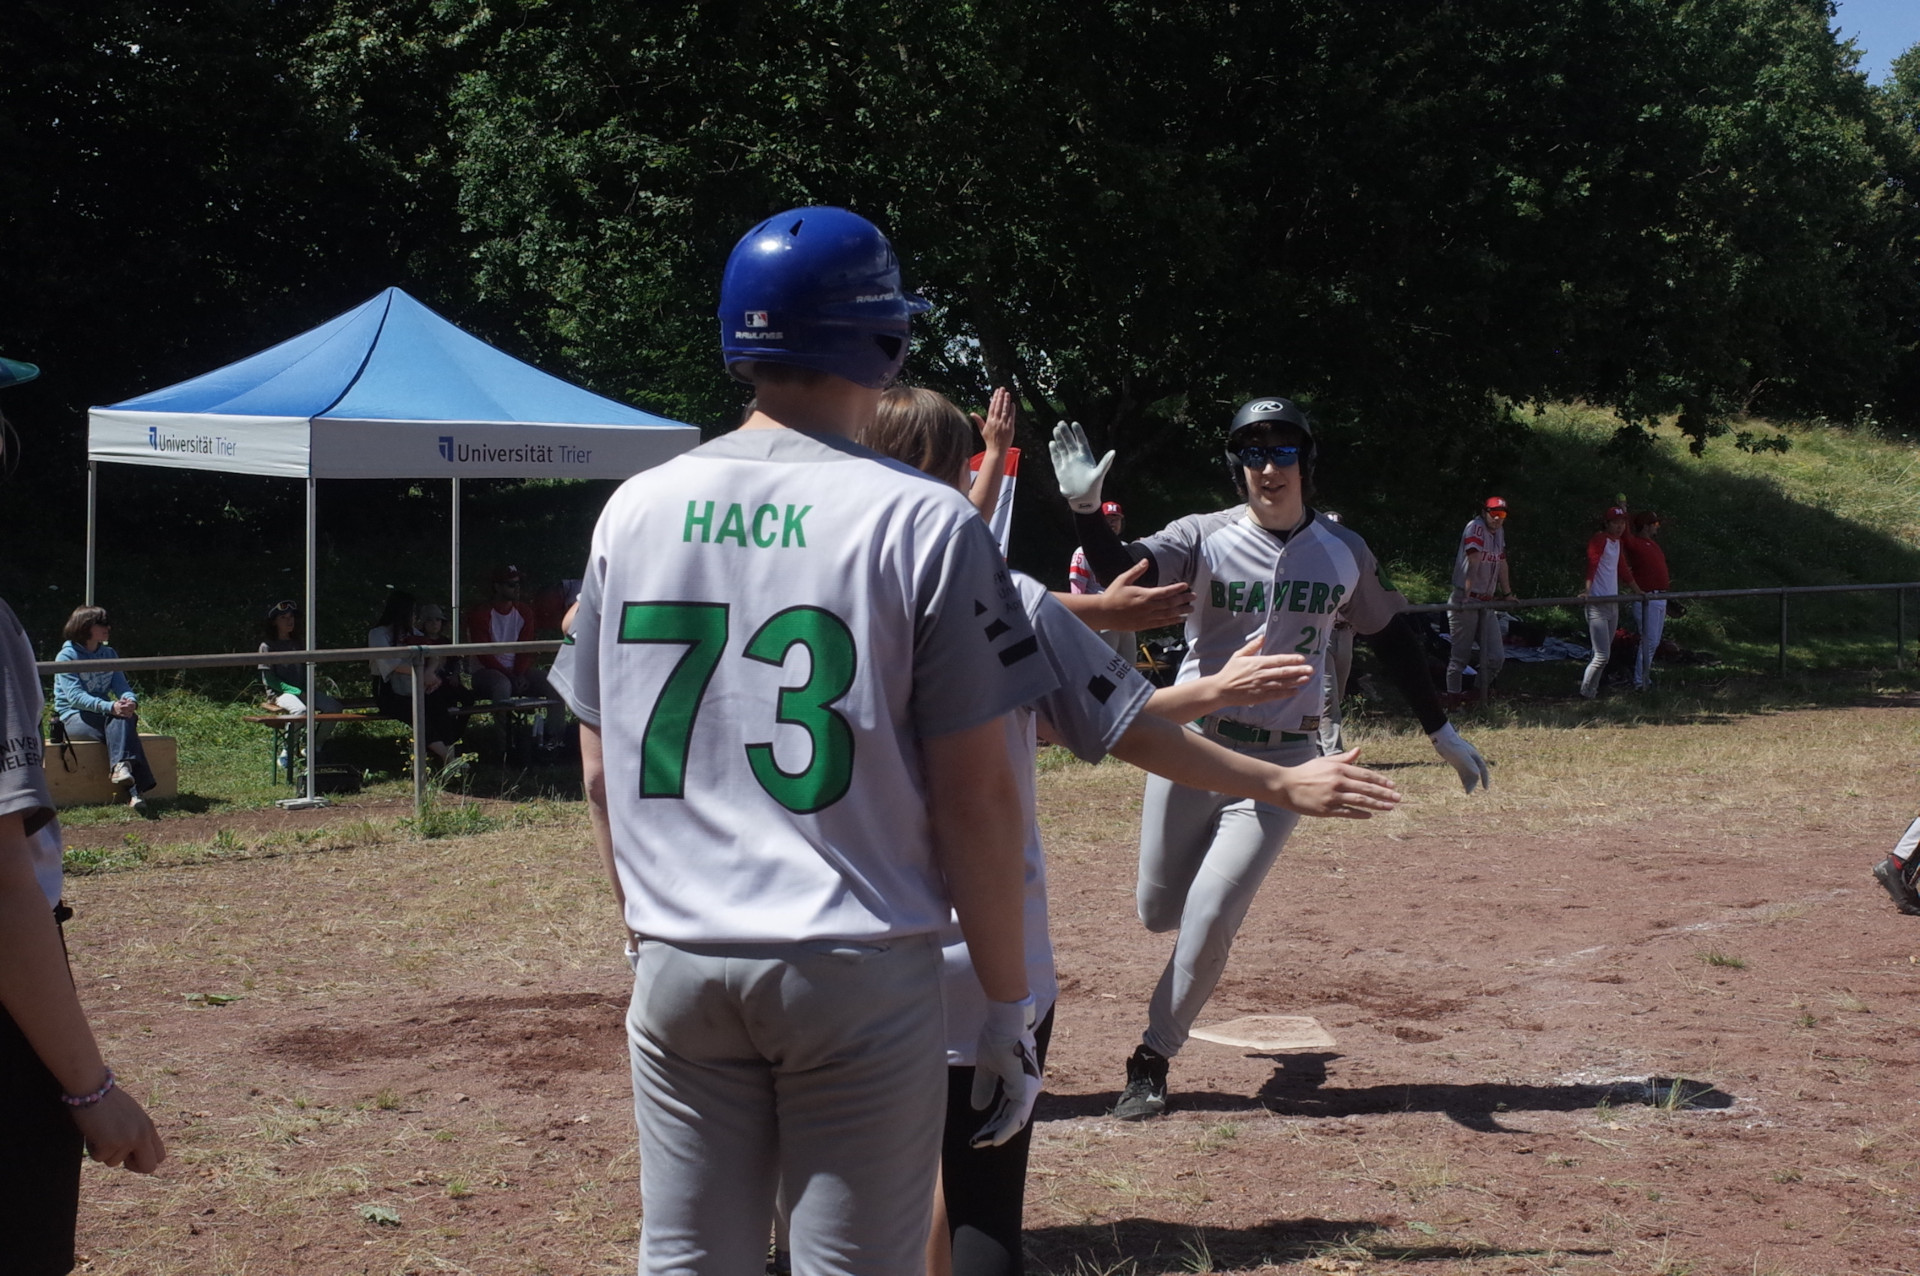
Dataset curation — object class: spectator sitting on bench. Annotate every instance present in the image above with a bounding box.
[257,600,342,761]
[368,590,461,766]
[464,565,556,739]
[52,606,157,815]
[414,603,474,705]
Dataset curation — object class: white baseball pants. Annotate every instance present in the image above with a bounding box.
[1635,600,1667,689]
[626,934,944,1276]
[1318,627,1354,756]
[1135,738,1316,1058]
[1581,602,1618,699]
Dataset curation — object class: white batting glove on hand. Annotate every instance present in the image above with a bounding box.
[1049,421,1115,514]
[1428,723,1490,794]
[970,995,1042,1148]
[623,935,641,974]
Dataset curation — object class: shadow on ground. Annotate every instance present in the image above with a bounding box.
[1024,1215,1609,1273]
[1040,1054,1733,1133]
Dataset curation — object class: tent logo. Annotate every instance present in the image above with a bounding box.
[147,424,232,457]
[438,436,455,461]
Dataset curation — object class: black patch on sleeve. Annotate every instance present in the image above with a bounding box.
[997,636,1040,667]
[1086,675,1116,704]
[974,600,987,615]
[984,618,1010,641]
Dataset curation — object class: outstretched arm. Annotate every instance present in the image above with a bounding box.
[1145,634,1312,720]
[1361,614,1491,792]
[967,387,1016,523]
[1108,716,1397,818]
[1052,558,1195,632]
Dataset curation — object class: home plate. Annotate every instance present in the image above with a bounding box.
[1188,1015,1336,1052]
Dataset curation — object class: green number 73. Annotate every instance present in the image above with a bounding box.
[619,601,856,814]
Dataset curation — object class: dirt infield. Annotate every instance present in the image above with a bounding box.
[62,701,1920,1274]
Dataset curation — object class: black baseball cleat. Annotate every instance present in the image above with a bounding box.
[1873,856,1920,916]
[1112,1044,1170,1121]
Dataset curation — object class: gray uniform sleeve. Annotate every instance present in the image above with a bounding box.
[0,603,55,836]
[1340,540,1413,636]
[1136,513,1208,586]
[549,542,606,728]
[1024,589,1154,762]
[911,518,1058,738]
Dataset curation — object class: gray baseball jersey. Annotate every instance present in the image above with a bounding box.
[940,571,1154,1064]
[1451,516,1507,596]
[551,427,1055,945]
[1138,508,1407,735]
[0,597,62,907]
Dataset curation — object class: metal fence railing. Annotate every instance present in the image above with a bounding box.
[1402,580,1920,695]
[37,639,562,821]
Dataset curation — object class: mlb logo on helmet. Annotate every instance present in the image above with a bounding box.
[745,311,770,328]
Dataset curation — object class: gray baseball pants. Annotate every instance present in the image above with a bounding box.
[1581,602,1618,699]
[1445,594,1504,694]
[1634,599,1667,689]
[1135,738,1316,1058]
[1317,628,1354,756]
[627,933,945,1276]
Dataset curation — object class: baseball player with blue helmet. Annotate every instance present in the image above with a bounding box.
[1052,397,1490,1120]
[552,207,1055,1276]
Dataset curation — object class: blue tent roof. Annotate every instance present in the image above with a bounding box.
[108,288,681,427]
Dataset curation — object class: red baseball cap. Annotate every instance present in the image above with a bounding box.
[491,564,524,583]
[1604,505,1628,520]
[1100,501,1123,517]
[1484,496,1508,512]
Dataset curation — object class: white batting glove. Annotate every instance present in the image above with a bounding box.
[970,995,1042,1148]
[1428,723,1490,794]
[623,935,641,974]
[1048,421,1115,514]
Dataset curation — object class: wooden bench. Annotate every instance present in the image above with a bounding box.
[42,735,179,807]
[450,697,566,766]
[242,711,387,784]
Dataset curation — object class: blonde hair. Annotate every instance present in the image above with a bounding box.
[861,386,974,488]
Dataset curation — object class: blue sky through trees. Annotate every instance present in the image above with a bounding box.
[1834,0,1920,82]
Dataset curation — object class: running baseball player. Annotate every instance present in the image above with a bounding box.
[859,386,1399,1276]
[1873,819,1920,915]
[1052,397,1490,1120]
[1446,497,1514,697]
[551,206,1055,1276]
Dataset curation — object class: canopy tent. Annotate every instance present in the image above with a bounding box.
[87,286,700,806]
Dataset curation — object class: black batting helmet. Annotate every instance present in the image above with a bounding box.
[1225,396,1315,495]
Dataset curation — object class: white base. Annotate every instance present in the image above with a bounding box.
[1188,1014,1336,1053]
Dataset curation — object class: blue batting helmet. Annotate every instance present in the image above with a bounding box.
[718,206,931,389]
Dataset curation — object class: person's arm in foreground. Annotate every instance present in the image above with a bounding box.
[1144,633,1313,721]
[1052,558,1195,633]
[966,388,1016,524]
[1109,716,1398,818]
[0,813,164,1172]
[577,724,627,929]
[925,717,1027,1004]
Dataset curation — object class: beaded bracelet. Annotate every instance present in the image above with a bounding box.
[62,1067,116,1108]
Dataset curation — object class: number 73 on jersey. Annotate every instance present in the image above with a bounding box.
[619,601,857,815]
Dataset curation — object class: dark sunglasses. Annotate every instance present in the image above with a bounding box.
[1228,444,1301,470]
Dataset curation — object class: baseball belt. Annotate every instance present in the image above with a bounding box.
[1201,717,1310,747]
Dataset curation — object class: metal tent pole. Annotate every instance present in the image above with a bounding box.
[85,462,97,605]
[451,476,462,633]
[411,650,427,824]
[279,475,330,810]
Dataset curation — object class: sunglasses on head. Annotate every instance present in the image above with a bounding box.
[1228,444,1301,470]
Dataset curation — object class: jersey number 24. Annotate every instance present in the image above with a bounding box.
[620,601,855,814]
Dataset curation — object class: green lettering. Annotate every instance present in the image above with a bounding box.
[1308,581,1330,614]
[782,504,812,548]
[1247,582,1267,613]
[683,500,715,543]
[752,504,779,548]
[716,503,749,547]
[1210,581,1227,609]
[1327,584,1347,612]
[1227,581,1247,613]
[1288,580,1310,612]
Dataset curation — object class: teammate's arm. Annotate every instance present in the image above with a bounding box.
[1052,558,1195,632]
[1360,615,1491,792]
[1108,716,1397,818]
[0,812,164,1173]
[1144,633,1312,720]
[966,387,1015,524]
[925,717,1029,1002]
[577,724,627,923]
